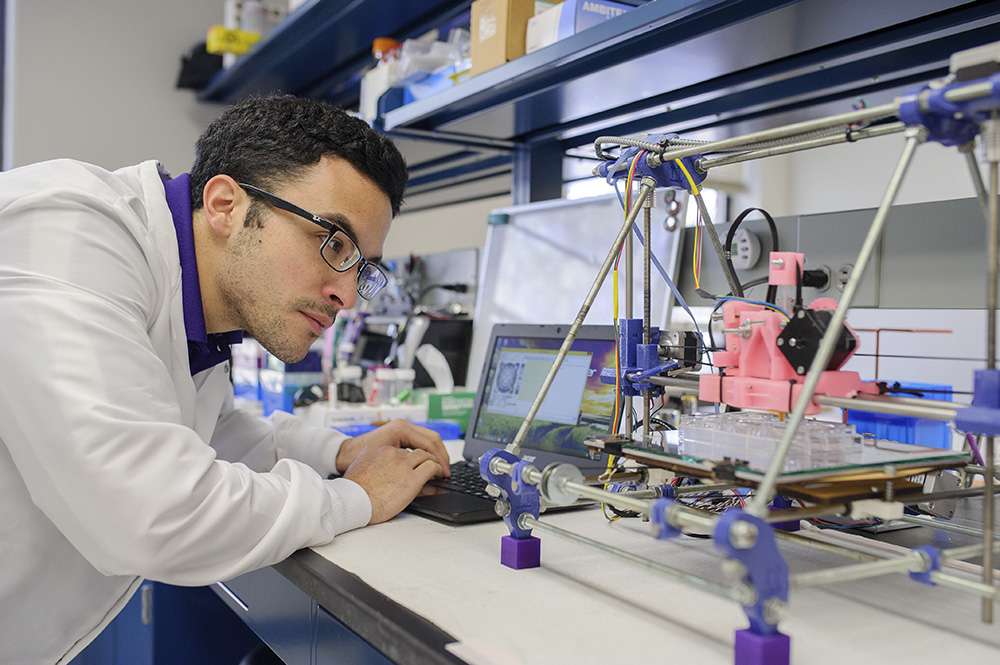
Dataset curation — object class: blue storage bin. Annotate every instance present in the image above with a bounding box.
[332,423,379,437]
[414,420,464,440]
[846,381,952,449]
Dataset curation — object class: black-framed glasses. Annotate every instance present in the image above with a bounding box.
[239,183,388,300]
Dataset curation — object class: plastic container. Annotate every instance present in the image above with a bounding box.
[367,367,397,405]
[393,368,416,402]
[678,411,862,473]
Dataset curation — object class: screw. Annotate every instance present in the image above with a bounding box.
[797,366,805,374]
[771,259,784,268]
[495,499,511,517]
[788,338,797,347]
[777,338,784,346]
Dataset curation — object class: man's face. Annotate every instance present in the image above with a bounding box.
[217,156,392,363]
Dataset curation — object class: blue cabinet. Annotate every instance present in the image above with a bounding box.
[70,583,265,665]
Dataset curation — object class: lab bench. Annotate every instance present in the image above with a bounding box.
[212,505,1000,665]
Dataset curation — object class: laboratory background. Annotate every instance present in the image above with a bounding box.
[6,0,1000,664]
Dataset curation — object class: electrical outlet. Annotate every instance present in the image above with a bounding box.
[836,264,853,290]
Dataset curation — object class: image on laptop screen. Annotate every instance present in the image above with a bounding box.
[471,330,618,460]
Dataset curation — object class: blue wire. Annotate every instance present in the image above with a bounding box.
[628,223,703,342]
[713,296,790,319]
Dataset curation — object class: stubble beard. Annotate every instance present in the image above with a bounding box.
[217,225,331,364]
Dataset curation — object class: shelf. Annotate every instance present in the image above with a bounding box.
[384,0,1000,146]
[194,0,1000,206]
[198,0,473,107]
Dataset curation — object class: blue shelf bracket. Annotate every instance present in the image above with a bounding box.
[714,510,791,665]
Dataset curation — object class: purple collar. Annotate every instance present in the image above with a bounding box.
[163,174,243,375]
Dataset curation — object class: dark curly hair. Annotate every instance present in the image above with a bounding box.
[189,95,407,217]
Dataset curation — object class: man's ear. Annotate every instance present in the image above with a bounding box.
[201,175,244,238]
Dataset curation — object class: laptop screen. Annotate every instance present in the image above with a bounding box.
[468,324,618,461]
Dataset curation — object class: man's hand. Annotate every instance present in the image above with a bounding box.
[336,420,452,524]
[343,444,444,524]
[335,419,451,475]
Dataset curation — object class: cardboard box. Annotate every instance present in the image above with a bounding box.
[526,0,632,54]
[470,0,537,76]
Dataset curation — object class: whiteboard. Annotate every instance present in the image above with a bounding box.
[468,193,685,388]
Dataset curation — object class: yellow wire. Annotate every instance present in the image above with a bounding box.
[676,158,703,289]
[674,158,700,196]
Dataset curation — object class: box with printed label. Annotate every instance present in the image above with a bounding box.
[470,0,537,76]
[526,0,633,54]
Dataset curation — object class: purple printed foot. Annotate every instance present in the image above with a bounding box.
[500,535,540,569]
[735,628,790,665]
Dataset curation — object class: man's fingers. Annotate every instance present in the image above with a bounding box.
[413,458,444,482]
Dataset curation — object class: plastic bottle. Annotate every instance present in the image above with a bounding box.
[359,37,401,122]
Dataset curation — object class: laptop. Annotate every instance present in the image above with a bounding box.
[406,323,618,523]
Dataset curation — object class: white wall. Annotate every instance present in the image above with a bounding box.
[385,194,508,260]
[5,0,226,175]
[728,92,987,218]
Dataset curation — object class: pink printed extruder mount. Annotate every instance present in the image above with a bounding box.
[700,259,877,413]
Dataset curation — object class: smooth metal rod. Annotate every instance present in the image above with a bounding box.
[898,515,997,539]
[625,194,634,442]
[652,102,900,163]
[520,515,753,603]
[985,113,999,622]
[506,179,656,456]
[656,77,994,166]
[944,80,995,103]
[941,537,1000,563]
[854,392,965,411]
[491,457,719,531]
[793,547,931,588]
[966,464,1000,482]
[773,530,883,563]
[931,571,999,600]
[964,146,992,221]
[748,129,926,518]
[697,123,905,171]
[814,395,957,421]
[643,195,653,447]
[642,374,701,390]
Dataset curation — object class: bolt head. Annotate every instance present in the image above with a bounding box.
[721,558,747,580]
[763,597,788,624]
[495,499,511,517]
[730,521,759,549]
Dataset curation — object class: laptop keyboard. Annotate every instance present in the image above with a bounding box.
[429,462,492,499]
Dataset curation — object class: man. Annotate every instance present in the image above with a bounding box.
[0,95,450,664]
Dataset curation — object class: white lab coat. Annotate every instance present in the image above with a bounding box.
[0,159,372,665]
